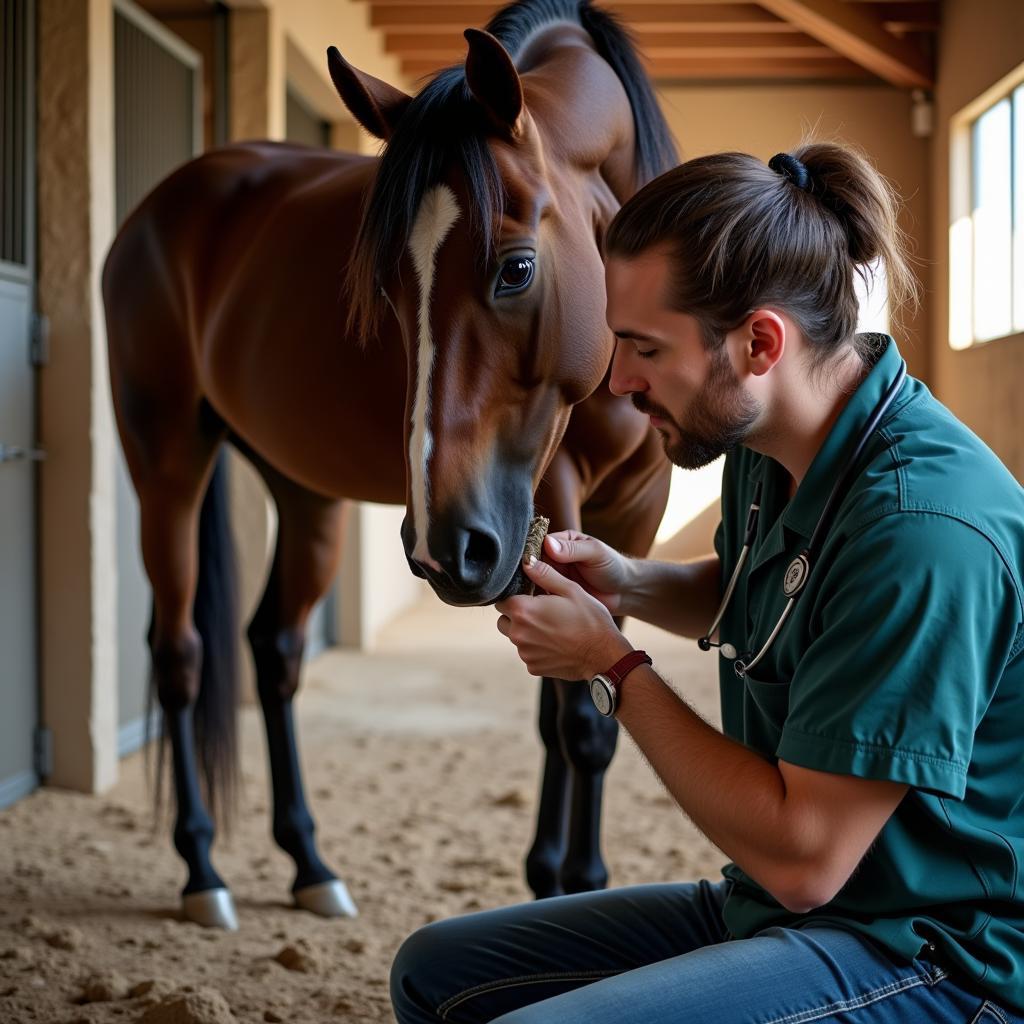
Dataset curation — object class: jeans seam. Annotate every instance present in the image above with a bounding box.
[980,1002,1011,1024]
[437,969,622,1020]
[760,969,941,1024]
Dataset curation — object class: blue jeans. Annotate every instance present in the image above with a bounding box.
[391,880,1021,1023]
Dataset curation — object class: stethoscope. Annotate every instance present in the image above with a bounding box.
[698,360,907,679]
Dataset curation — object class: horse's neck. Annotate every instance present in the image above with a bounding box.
[521,24,640,204]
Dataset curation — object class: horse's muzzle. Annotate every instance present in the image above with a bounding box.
[401,512,526,606]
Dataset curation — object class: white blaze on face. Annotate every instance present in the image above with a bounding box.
[408,184,461,571]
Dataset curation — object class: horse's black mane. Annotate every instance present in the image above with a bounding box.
[349,0,678,334]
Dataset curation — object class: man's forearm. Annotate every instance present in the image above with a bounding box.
[619,554,720,638]
[616,665,826,911]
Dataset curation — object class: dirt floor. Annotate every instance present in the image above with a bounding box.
[0,600,725,1024]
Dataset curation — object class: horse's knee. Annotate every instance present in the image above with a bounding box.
[151,630,203,710]
[557,703,618,774]
[247,625,304,703]
[536,679,562,751]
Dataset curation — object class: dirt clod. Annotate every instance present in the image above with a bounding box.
[272,940,323,975]
[80,970,129,1002]
[136,987,236,1024]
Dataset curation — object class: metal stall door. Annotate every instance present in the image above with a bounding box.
[113,0,201,755]
[0,0,41,807]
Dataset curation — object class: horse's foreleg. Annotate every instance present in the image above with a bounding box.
[556,676,619,893]
[247,480,356,918]
[524,678,571,898]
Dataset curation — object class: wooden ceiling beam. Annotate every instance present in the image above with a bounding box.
[369,3,938,36]
[402,55,872,80]
[756,0,933,87]
[371,4,793,32]
[386,30,834,59]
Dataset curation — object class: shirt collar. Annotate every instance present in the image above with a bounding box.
[746,334,907,541]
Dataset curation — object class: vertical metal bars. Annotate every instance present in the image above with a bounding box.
[1,0,27,266]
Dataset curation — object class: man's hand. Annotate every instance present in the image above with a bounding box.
[536,531,632,613]
[495,557,632,680]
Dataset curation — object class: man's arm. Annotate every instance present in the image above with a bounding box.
[619,554,721,638]
[498,555,909,911]
[616,667,908,912]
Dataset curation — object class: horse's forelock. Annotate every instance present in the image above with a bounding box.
[346,69,502,342]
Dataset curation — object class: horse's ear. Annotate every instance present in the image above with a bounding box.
[463,29,524,137]
[327,46,411,141]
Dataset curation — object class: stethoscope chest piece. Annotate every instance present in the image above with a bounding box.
[783,552,810,597]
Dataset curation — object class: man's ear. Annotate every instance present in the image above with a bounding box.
[463,28,524,137]
[744,310,786,376]
[327,46,412,141]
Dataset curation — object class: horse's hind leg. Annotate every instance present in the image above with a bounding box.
[556,664,619,893]
[559,452,673,894]
[133,422,239,930]
[243,455,355,918]
[525,679,571,898]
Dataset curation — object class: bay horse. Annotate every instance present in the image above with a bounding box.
[103,0,677,929]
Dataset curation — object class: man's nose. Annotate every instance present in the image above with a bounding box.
[608,342,646,398]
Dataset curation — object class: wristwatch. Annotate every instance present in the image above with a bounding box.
[589,650,653,717]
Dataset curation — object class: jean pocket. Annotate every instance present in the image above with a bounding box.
[973,998,1020,1024]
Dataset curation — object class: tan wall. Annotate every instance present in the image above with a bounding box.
[930,0,1024,481]
[227,0,403,151]
[656,82,931,383]
[37,0,119,791]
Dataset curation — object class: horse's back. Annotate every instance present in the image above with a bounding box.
[104,142,408,503]
[104,142,374,343]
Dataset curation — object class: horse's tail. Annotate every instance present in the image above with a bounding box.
[192,452,240,823]
[149,453,239,826]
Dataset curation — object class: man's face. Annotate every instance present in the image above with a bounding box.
[605,248,760,469]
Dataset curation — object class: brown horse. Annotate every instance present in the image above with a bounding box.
[103,0,677,929]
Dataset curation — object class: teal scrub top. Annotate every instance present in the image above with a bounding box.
[713,335,1024,1010]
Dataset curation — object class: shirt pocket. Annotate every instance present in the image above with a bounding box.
[742,673,792,754]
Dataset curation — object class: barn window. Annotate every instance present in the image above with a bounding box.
[950,67,1024,349]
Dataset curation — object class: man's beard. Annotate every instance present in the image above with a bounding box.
[633,349,760,469]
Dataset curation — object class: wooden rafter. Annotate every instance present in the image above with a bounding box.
[756,0,934,87]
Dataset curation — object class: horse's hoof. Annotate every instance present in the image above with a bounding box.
[181,887,239,930]
[294,879,358,919]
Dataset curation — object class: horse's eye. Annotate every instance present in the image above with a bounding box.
[496,257,535,295]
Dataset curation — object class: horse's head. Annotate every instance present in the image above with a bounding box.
[329,4,675,606]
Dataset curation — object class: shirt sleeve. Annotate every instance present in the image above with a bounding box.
[777,512,1022,799]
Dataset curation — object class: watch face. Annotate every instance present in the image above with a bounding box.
[590,676,615,717]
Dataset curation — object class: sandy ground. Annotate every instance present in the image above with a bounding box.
[0,600,725,1024]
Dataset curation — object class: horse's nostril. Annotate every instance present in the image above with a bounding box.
[464,529,499,576]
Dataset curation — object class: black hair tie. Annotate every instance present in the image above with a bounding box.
[768,152,811,192]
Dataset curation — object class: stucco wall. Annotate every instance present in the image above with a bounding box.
[930,0,1024,481]
[36,0,119,791]
[227,0,404,148]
